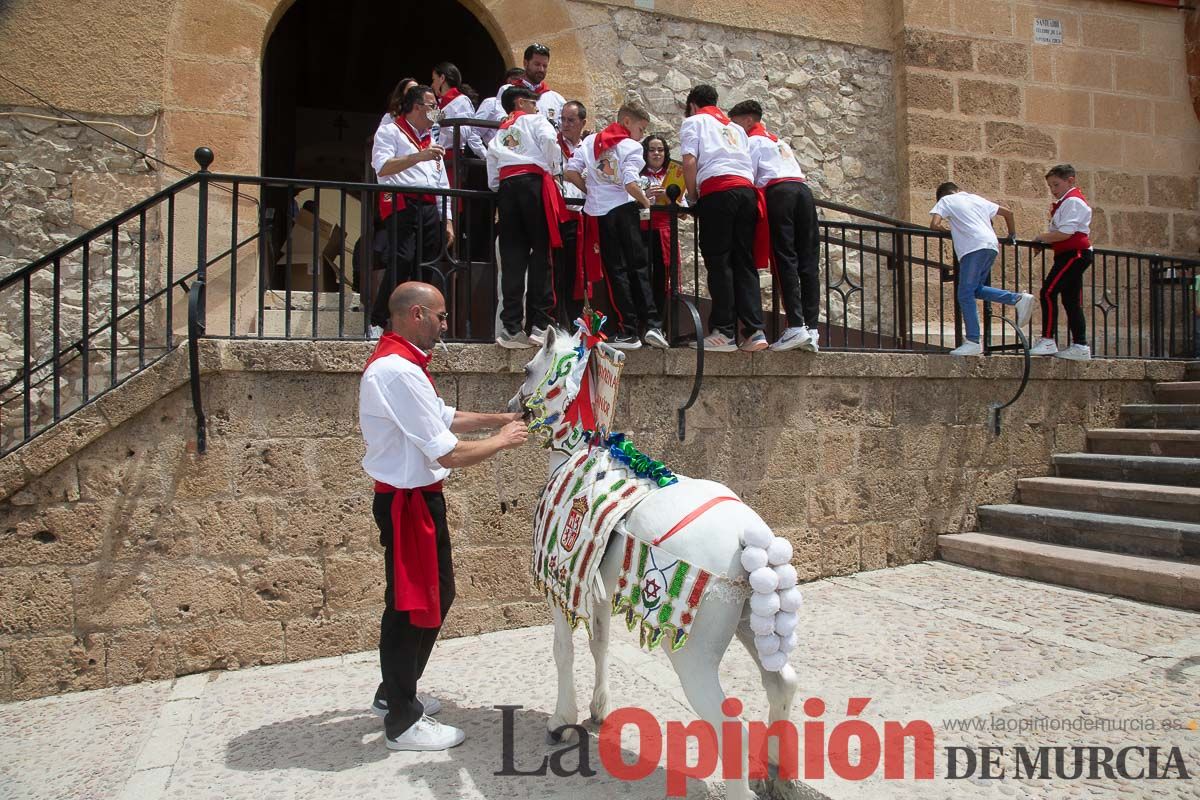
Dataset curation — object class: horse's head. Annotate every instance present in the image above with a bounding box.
[507,326,584,432]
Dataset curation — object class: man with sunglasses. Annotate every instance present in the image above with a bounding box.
[361,281,527,751]
[370,85,454,333]
[492,43,565,126]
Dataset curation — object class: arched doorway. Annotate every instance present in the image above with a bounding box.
[261,0,506,182]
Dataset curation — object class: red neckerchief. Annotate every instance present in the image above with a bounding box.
[526,80,550,96]
[747,121,778,142]
[499,110,529,130]
[437,87,462,110]
[1051,186,1088,217]
[364,332,442,629]
[365,332,433,382]
[593,122,631,159]
[643,165,667,181]
[695,105,732,125]
[394,116,431,151]
[558,132,577,159]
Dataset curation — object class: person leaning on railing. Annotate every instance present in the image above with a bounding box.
[1029,164,1094,362]
[369,85,455,336]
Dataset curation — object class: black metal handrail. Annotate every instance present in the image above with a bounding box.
[4,137,1199,460]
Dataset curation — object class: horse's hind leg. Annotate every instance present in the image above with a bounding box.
[736,618,803,799]
[547,605,579,742]
[667,598,757,800]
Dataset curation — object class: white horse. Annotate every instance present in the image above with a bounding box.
[509,326,803,800]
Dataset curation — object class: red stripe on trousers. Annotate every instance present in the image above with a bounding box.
[1041,252,1081,339]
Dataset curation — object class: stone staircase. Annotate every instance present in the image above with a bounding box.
[939,361,1200,610]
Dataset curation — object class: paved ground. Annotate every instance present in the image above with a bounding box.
[2,562,1198,800]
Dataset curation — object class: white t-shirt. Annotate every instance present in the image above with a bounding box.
[679,112,754,189]
[371,118,453,220]
[747,132,805,188]
[566,135,644,217]
[929,192,1000,258]
[359,353,458,488]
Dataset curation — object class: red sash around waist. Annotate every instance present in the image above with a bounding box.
[499,164,568,249]
[375,480,444,629]
[1051,232,1091,254]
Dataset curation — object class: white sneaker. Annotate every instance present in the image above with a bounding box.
[1054,343,1091,361]
[529,326,548,346]
[1014,293,1036,329]
[385,715,464,751]
[1029,337,1058,356]
[609,332,642,350]
[799,327,820,353]
[949,340,983,356]
[769,326,811,352]
[643,328,669,349]
[690,330,737,352]
[739,331,769,352]
[496,329,534,349]
[371,692,442,718]
[368,325,384,340]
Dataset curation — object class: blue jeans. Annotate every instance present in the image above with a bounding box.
[957,248,1021,342]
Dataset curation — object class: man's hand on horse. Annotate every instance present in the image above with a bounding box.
[498,420,529,449]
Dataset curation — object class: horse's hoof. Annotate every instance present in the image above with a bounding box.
[547,723,580,744]
[545,729,562,745]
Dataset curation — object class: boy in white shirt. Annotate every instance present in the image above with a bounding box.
[486,86,565,348]
[564,103,667,349]
[929,182,1034,356]
[1030,164,1094,361]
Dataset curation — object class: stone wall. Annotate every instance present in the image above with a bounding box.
[572,4,898,214]
[0,339,1186,701]
[898,0,1200,255]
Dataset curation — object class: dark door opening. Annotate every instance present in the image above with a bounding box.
[261,0,505,292]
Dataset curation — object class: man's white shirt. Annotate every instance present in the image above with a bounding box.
[567,135,644,217]
[359,354,457,488]
[679,113,754,187]
[746,134,805,188]
[371,118,453,220]
[485,112,562,191]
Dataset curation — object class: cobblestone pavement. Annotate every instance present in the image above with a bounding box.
[2,562,1197,800]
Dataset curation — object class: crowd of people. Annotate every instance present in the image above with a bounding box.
[369,43,1095,360]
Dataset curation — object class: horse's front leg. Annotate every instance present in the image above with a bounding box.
[547,605,579,742]
[588,597,611,723]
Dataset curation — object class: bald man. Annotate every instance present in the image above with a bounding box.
[359,282,527,751]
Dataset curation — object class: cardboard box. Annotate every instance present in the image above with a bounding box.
[277,209,345,292]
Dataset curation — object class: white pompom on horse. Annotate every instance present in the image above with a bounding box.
[509,317,804,800]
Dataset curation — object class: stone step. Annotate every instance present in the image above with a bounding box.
[1119,404,1200,430]
[1186,362,1200,380]
[1154,382,1200,403]
[1052,452,1200,487]
[938,533,1200,610]
[260,308,370,338]
[976,504,1200,560]
[1086,428,1200,458]
[1017,477,1200,523]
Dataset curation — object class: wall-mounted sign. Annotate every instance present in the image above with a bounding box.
[1034,18,1063,44]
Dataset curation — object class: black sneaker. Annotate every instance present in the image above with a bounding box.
[609,332,643,350]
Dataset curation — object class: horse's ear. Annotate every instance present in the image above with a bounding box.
[544,326,557,349]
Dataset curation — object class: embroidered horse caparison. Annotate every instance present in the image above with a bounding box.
[510,323,806,800]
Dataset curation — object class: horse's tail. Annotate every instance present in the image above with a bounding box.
[740,521,801,672]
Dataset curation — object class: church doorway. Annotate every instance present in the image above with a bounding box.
[259,0,505,292]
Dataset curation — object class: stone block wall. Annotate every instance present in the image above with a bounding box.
[0,339,1185,701]
[897,0,1200,255]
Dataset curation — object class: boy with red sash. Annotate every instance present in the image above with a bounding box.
[730,100,822,353]
[679,84,767,352]
[565,103,667,349]
[369,85,453,333]
[486,86,567,348]
[1031,163,1094,361]
[360,282,526,751]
